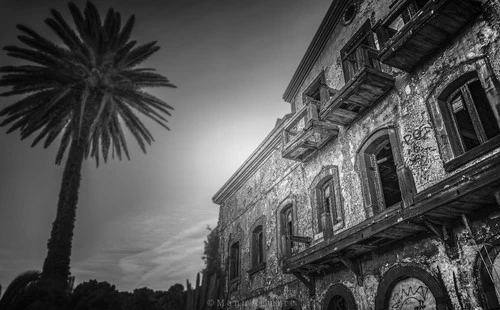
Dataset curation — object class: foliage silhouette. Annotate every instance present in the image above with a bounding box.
[0,1,175,289]
[0,271,68,310]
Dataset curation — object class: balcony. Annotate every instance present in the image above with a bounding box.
[282,99,339,162]
[320,45,395,125]
[283,154,500,285]
[375,0,482,72]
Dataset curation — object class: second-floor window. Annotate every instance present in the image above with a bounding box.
[340,20,379,83]
[252,225,264,267]
[229,242,240,280]
[386,0,430,34]
[280,204,294,257]
[303,71,335,105]
[358,127,415,217]
[321,180,335,222]
[311,166,344,236]
[439,75,500,156]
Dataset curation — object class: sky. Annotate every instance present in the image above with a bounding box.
[0,0,332,291]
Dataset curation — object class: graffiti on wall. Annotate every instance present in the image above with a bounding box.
[402,120,438,185]
[389,278,437,310]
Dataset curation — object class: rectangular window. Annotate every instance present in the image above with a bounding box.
[374,141,402,208]
[302,71,336,106]
[358,128,415,217]
[387,0,430,34]
[252,226,264,266]
[280,206,294,257]
[229,242,240,279]
[311,166,344,237]
[445,78,500,155]
[340,21,379,83]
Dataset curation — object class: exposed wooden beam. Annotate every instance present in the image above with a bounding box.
[423,218,454,247]
[292,272,316,297]
[283,155,500,274]
[339,255,363,286]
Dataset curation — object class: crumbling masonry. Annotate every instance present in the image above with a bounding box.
[213,0,500,309]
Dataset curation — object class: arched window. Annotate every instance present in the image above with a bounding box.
[322,284,357,310]
[281,205,294,257]
[252,225,264,267]
[436,72,500,170]
[426,59,500,171]
[278,199,296,258]
[229,241,240,280]
[310,166,344,238]
[357,127,415,217]
[375,265,450,310]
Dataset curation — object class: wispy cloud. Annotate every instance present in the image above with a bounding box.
[72,214,216,291]
[117,217,215,290]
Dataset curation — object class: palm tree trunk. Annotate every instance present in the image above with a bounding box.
[41,135,85,288]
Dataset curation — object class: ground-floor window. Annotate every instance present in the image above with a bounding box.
[375,265,449,310]
[388,277,436,309]
[322,284,357,310]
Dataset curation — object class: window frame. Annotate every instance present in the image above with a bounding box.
[310,165,344,238]
[340,20,380,83]
[277,199,297,259]
[302,70,336,106]
[322,284,358,310]
[375,265,451,310]
[248,216,267,275]
[425,58,500,172]
[229,241,240,281]
[437,72,500,172]
[357,127,415,218]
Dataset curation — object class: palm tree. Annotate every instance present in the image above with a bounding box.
[0,1,175,288]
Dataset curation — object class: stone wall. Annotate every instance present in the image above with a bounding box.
[216,0,500,309]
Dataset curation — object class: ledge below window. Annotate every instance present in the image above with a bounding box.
[444,135,500,172]
[247,262,266,275]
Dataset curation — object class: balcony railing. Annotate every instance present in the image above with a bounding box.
[321,44,395,125]
[283,154,500,279]
[282,99,339,162]
[374,0,482,72]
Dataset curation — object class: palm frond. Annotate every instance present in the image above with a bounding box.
[55,127,73,165]
[116,15,135,48]
[1,1,175,166]
[0,270,41,309]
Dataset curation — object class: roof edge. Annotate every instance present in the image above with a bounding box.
[212,114,293,205]
[283,0,347,103]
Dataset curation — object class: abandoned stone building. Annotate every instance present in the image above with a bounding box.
[212,0,500,309]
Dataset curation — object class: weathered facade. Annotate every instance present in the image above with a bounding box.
[212,0,500,309]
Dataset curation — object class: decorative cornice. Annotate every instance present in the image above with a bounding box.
[212,114,293,205]
[283,0,349,104]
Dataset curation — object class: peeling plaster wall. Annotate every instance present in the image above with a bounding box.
[216,0,500,309]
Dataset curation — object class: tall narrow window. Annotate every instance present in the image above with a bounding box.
[229,242,240,280]
[341,21,379,83]
[440,76,500,155]
[358,128,415,217]
[311,166,344,236]
[280,204,294,257]
[252,225,264,267]
[386,0,430,34]
[303,71,336,105]
[374,139,402,208]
